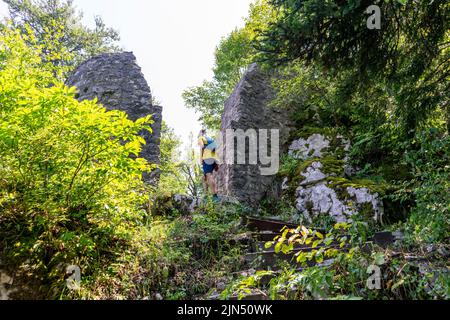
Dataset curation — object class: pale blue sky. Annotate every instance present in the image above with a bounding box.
[0,0,254,147]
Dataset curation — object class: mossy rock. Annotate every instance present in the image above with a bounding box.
[281,156,346,186]
[279,155,349,206]
[320,157,346,176]
[282,131,388,224]
[290,126,337,140]
[150,193,193,217]
[326,176,388,196]
[289,128,351,161]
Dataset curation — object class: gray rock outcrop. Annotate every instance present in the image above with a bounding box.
[287,133,384,223]
[0,268,14,300]
[67,52,162,183]
[216,64,293,205]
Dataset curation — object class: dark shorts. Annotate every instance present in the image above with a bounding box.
[202,162,216,176]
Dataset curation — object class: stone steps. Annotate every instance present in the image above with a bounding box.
[208,216,325,300]
[208,215,397,300]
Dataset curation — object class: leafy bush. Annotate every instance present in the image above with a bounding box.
[265,247,449,300]
[224,222,449,300]
[0,27,155,298]
[158,122,189,195]
[402,130,449,244]
[146,201,247,299]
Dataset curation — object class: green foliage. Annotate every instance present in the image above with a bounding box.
[259,0,448,77]
[271,62,344,128]
[265,249,447,300]
[3,0,120,73]
[264,223,355,268]
[183,0,276,129]
[229,222,449,300]
[0,26,154,298]
[182,80,227,130]
[182,25,254,129]
[220,270,274,300]
[260,0,449,135]
[158,122,188,195]
[395,129,450,244]
[147,202,248,299]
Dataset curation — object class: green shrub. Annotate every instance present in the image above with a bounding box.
[403,130,449,244]
[225,222,449,300]
[0,27,155,298]
[147,201,247,299]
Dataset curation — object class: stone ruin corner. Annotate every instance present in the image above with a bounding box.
[66,52,163,184]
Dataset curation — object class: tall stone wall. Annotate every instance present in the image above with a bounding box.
[216,64,293,206]
[66,52,162,183]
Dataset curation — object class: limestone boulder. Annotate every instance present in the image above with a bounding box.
[285,132,384,224]
[289,134,331,159]
[150,193,201,217]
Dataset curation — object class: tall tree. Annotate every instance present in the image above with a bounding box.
[3,0,120,73]
[183,0,276,130]
[256,0,449,135]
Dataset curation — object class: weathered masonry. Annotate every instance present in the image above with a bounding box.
[67,52,163,183]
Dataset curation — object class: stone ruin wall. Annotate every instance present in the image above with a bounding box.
[66,52,163,184]
[216,64,384,223]
[216,64,294,206]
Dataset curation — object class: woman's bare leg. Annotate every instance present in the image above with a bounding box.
[207,173,217,195]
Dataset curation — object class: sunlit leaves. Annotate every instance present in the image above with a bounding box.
[265,223,350,267]
[0,26,154,294]
[4,0,120,73]
[182,0,275,130]
[220,270,275,300]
